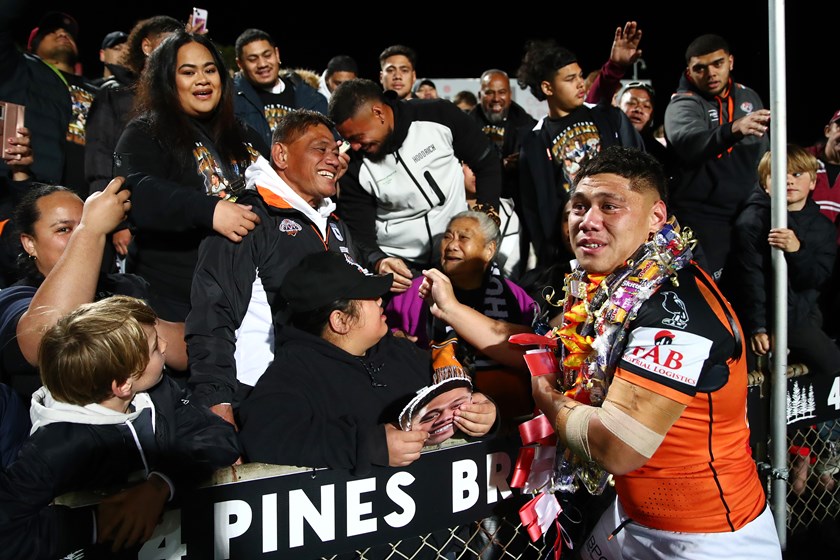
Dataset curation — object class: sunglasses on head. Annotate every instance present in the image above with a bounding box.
[621,81,655,97]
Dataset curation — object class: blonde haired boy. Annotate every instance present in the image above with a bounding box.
[0,296,240,558]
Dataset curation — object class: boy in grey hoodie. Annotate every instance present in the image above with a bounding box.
[0,295,240,560]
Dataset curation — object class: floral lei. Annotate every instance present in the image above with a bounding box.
[539,217,696,494]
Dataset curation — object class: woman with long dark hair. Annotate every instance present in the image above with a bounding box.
[115,30,267,321]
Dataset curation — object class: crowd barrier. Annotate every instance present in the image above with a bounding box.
[774,370,840,543]
[56,369,840,559]
[60,433,557,559]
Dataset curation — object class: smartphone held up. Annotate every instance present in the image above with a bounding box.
[191,7,208,34]
[0,100,25,160]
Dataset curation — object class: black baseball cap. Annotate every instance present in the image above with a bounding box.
[28,12,79,52]
[101,31,128,50]
[280,251,393,312]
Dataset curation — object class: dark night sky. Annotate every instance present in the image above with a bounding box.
[14,2,838,146]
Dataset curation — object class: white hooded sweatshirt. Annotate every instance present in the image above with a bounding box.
[231,156,338,386]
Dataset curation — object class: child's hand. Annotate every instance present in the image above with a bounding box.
[768,228,801,253]
[385,423,427,466]
[751,332,771,355]
[97,475,170,551]
[454,392,497,437]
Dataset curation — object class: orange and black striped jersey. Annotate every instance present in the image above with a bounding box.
[613,263,766,533]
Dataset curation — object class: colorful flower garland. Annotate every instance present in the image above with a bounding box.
[540,217,696,494]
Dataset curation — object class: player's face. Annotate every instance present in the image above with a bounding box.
[274,124,341,207]
[824,122,840,163]
[335,103,396,163]
[349,297,389,353]
[380,55,415,100]
[35,27,78,60]
[327,71,356,93]
[411,387,472,445]
[132,323,167,393]
[480,73,512,124]
[764,170,816,211]
[20,190,83,278]
[544,63,586,115]
[175,42,222,118]
[618,88,654,131]
[440,217,493,286]
[569,173,667,275]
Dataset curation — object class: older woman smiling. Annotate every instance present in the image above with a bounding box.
[386,210,537,423]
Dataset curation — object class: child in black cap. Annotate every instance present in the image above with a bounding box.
[238,251,497,473]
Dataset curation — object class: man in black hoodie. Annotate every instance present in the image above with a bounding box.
[664,34,770,283]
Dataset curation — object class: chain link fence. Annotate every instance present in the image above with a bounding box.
[319,515,549,560]
[786,419,840,535]
[746,361,840,540]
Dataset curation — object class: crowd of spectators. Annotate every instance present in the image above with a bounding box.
[0,6,836,557]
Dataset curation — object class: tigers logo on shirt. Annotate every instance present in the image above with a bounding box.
[279,219,302,237]
[620,327,713,387]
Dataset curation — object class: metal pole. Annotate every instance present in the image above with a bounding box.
[768,0,788,549]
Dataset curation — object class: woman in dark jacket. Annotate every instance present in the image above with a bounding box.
[114,30,266,321]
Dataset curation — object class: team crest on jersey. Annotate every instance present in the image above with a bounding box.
[620,327,712,387]
[279,219,302,236]
[660,292,689,329]
[330,223,344,241]
[741,101,754,113]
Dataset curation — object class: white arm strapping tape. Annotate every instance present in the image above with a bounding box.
[598,400,665,459]
[564,404,598,461]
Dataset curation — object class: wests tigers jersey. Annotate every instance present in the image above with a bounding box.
[613,264,766,533]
